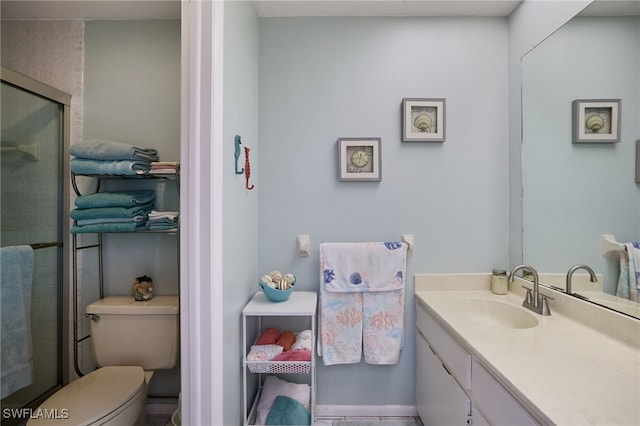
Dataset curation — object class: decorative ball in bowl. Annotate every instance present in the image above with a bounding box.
[259,271,296,302]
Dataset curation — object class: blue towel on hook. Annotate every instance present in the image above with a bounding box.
[70,158,152,175]
[1,246,35,398]
[70,140,159,162]
[74,190,156,209]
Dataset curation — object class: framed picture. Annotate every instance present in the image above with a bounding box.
[572,99,621,143]
[338,137,381,182]
[402,98,446,142]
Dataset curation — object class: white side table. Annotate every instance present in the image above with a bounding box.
[242,291,317,425]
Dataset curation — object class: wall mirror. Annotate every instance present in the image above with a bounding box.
[522,1,640,319]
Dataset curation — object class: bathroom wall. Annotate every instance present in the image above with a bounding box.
[222,2,260,425]
[258,16,509,408]
[82,19,181,396]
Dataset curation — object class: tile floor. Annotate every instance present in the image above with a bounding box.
[146,415,423,426]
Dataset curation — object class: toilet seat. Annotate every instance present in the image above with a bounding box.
[27,366,145,425]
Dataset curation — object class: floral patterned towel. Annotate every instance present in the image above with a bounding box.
[616,243,640,302]
[318,242,407,365]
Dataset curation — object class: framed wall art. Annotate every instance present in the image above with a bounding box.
[402,98,446,142]
[338,137,381,182]
[572,99,621,143]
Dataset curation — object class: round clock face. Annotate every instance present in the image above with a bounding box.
[350,150,369,168]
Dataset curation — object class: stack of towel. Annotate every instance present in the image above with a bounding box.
[70,190,155,233]
[146,210,179,231]
[149,161,179,174]
[246,328,313,362]
[70,140,159,175]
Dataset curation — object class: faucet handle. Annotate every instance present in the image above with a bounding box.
[521,286,533,304]
[540,293,553,316]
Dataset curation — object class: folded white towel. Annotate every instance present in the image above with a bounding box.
[148,210,179,220]
[246,344,283,361]
[291,330,313,351]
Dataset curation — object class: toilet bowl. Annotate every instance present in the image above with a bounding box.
[28,367,147,426]
[27,296,179,426]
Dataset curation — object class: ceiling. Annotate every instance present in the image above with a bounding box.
[252,0,522,17]
[0,0,637,21]
[1,0,521,20]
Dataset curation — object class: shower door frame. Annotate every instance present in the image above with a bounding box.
[0,66,72,408]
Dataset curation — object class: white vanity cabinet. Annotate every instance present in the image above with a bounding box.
[416,332,471,425]
[472,359,538,425]
[416,301,538,426]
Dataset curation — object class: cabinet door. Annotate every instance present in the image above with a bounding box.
[416,333,471,426]
[472,360,538,426]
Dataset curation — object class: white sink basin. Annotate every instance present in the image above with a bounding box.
[451,298,539,329]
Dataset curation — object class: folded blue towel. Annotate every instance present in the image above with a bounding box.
[146,222,178,231]
[70,158,152,175]
[75,190,156,209]
[1,246,34,398]
[76,216,148,226]
[70,222,146,233]
[265,396,310,426]
[70,140,159,162]
[70,203,153,221]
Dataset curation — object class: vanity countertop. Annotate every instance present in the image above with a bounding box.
[415,274,640,426]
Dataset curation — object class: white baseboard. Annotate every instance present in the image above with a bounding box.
[146,397,179,416]
[315,405,418,418]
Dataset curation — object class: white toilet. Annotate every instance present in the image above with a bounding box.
[28,295,179,426]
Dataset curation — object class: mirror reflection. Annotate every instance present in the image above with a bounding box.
[522,4,640,319]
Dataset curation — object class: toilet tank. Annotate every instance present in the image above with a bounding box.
[86,295,179,370]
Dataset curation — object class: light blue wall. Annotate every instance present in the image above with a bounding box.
[522,16,640,293]
[258,16,509,406]
[83,20,181,396]
[222,2,260,424]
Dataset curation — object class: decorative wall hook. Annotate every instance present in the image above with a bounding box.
[234,135,244,175]
[244,146,254,190]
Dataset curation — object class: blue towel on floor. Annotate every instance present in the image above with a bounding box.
[75,190,156,209]
[265,396,310,425]
[70,158,152,175]
[1,246,34,398]
[70,140,159,162]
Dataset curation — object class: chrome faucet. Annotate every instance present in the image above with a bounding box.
[566,264,597,294]
[508,264,552,316]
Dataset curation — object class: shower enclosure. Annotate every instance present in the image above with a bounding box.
[1,67,70,423]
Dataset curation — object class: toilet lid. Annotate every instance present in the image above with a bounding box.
[29,366,145,425]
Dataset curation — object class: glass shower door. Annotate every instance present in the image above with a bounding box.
[1,75,66,420]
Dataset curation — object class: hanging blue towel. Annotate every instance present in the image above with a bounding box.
[70,140,159,162]
[1,245,35,398]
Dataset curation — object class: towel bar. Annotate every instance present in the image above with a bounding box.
[602,234,625,256]
[296,234,414,257]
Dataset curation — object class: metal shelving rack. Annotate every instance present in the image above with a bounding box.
[70,167,179,377]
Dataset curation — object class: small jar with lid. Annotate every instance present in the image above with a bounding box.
[491,269,508,295]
